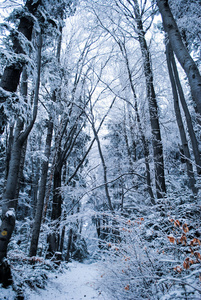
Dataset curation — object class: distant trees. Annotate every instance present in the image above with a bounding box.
[89,0,166,199]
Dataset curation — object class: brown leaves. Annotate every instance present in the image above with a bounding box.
[194,252,201,260]
[183,257,190,270]
[183,223,189,233]
[174,219,180,227]
[124,284,129,291]
[190,238,201,246]
[167,235,175,243]
[168,217,201,273]
[180,234,187,245]
[174,265,182,273]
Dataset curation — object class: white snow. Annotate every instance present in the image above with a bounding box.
[26,261,108,300]
[5,208,15,218]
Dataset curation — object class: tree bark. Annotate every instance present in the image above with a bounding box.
[122,41,155,203]
[166,42,197,194]
[156,0,201,117]
[133,0,166,199]
[0,0,41,134]
[15,68,28,201]
[170,46,201,176]
[5,124,14,180]
[0,32,42,265]
[91,121,113,211]
[0,0,41,95]
[29,120,53,257]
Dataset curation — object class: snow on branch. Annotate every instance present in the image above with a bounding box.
[5,208,15,219]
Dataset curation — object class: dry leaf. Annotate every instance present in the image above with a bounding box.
[174,219,180,227]
[167,235,175,243]
[174,266,182,273]
[183,224,189,233]
[183,258,190,270]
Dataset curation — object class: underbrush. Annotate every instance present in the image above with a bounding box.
[98,192,201,299]
[3,250,67,299]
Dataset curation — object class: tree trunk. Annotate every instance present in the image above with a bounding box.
[0,0,41,133]
[29,120,53,257]
[66,228,73,262]
[52,168,62,221]
[133,0,166,199]
[5,124,14,180]
[166,42,197,194]
[46,166,62,256]
[169,45,201,176]
[0,0,41,95]
[92,121,113,211]
[122,44,155,203]
[157,0,201,117]
[0,32,42,273]
[15,68,28,201]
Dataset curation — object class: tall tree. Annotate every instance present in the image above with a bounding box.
[156,0,201,117]
[29,24,63,257]
[0,0,41,94]
[114,0,166,198]
[166,42,196,194]
[0,0,41,133]
[0,31,42,283]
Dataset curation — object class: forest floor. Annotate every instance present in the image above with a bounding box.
[26,260,108,300]
[1,259,109,300]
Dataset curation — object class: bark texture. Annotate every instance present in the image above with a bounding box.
[166,42,197,194]
[0,32,42,266]
[0,0,41,94]
[170,46,201,176]
[157,0,201,116]
[133,0,166,199]
[29,120,53,257]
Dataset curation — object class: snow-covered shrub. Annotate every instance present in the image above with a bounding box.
[71,238,89,262]
[97,190,201,299]
[7,250,59,298]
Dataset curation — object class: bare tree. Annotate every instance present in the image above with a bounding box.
[166,42,197,194]
[157,0,201,117]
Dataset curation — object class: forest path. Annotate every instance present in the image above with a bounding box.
[28,260,108,300]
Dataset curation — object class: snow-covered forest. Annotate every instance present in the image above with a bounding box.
[0,0,201,299]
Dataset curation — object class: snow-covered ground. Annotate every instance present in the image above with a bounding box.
[26,260,108,300]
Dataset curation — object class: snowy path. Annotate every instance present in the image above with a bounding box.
[27,261,108,300]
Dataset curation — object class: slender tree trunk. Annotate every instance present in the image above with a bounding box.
[91,121,113,211]
[46,166,62,257]
[66,228,73,262]
[133,0,166,199]
[5,124,14,180]
[31,155,41,217]
[157,0,201,116]
[29,120,53,257]
[123,110,134,172]
[169,46,201,176]
[166,42,197,194]
[123,47,155,203]
[59,211,67,254]
[52,168,62,221]
[30,26,63,256]
[15,68,28,201]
